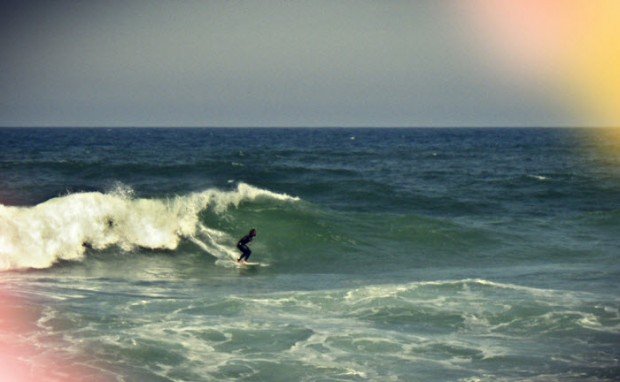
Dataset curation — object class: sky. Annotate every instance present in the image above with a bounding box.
[1,0,616,128]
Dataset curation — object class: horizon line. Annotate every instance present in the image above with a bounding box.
[0,125,611,129]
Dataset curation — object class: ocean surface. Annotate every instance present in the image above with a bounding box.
[0,127,618,381]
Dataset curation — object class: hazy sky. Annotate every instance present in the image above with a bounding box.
[1,0,571,127]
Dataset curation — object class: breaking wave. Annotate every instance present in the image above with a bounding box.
[0,183,299,271]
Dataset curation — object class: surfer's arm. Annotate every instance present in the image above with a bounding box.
[237,235,252,246]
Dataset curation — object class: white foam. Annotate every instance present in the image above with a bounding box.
[527,174,548,181]
[192,225,238,261]
[344,278,561,304]
[0,183,298,271]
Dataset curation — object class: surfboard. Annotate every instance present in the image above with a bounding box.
[235,260,271,268]
[236,261,260,267]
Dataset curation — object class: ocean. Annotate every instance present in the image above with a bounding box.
[0,127,618,381]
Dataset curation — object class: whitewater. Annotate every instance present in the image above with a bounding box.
[0,127,618,381]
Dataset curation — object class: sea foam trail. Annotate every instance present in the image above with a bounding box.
[0,183,298,271]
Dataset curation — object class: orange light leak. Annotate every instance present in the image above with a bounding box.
[458,0,620,131]
[0,287,108,382]
[0,289,37,382]
[570,2,620,126]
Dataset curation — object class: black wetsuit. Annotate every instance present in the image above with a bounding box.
[237,234,254,261]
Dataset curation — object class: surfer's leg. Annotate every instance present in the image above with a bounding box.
[241,246,251,261]
[237,244,251,262]
[237,244,245,262]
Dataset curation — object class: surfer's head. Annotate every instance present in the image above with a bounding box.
[250,229,257,237]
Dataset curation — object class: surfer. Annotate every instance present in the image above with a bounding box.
[237,229,257,263]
